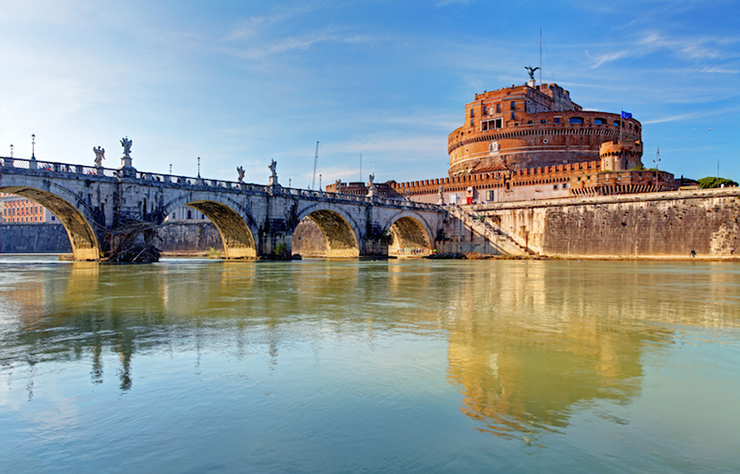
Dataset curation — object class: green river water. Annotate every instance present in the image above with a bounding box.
[1,256,739,473]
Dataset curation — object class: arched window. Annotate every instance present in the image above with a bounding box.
[569,117,584,124]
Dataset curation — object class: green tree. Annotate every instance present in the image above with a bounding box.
[697,177,738,189]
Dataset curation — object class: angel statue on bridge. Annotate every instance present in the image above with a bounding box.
[237,166,245,183]
[93,146,105,167]
[120,136,133,157]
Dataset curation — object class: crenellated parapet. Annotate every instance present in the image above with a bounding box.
[599,140,643,172]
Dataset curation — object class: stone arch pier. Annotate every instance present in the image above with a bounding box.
[162,194,257,259]
[384,213,434,257]
[0,182,102,260]
[292,207,360,258]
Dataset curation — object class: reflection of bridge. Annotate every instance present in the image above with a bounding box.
[0,156,446,260]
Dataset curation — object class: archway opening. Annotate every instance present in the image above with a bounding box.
[0,186,101,260]
[160,205,224,257]
[176,201,255,259]
[292,210,359,258]
[388,216,432,258]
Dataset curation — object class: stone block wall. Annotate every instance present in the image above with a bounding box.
[469,188,740,257]
[0,222,224,254]
[0,223,72,253]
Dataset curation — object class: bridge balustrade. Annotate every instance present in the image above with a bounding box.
[2,156,442,213]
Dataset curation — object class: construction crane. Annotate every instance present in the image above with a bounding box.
[310,141,319,190]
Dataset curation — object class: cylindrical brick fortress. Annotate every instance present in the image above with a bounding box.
[448,83,642,176]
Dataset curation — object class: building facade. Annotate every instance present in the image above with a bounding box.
[0,193,58,223]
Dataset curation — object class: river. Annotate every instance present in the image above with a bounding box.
[1,256,739,473]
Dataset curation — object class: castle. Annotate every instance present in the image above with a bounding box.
[328,77,677,204]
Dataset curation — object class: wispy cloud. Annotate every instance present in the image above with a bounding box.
[227,28,383,60]
[589,32,740,68]
[641,105,740,124]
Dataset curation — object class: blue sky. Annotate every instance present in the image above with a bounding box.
[1,0,738,187]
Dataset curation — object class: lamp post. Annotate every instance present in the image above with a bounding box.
[197,157,201,178]
[30,134,37,169]
[169,163,172,175]
[9,144,13,158]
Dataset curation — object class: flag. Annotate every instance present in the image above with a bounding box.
[621,111,632,119]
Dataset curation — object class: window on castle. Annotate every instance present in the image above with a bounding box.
[482,106,487,115]
[555,117,561,124]
[594,118,606,125]
[481,118,503,131]
[511,112,515,120]
[541,119,547,124]
[470,109,475,117]
[510,101,516,110]
[496,104,501,113]
[569,117,584,124]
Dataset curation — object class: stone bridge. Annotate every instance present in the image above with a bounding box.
[0,156,446,260]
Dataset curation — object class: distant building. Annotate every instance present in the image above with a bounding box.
[329,79,676,204]
[164,205,208,221]
[0,193,58,223]
[325,180,404,200]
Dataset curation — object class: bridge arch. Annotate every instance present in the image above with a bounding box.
[293,205,360,258]
[162,193,257,259]
[0,179,102,260]
[384,212,434,257]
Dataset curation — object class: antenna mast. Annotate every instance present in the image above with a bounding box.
[539,27,543,84]
[310,141,319,189]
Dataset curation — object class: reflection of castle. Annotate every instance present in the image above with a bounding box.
[442,262,675,439]
[328,78,677,205]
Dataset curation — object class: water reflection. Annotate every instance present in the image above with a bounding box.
[441,260,739,441]
[0,258,738,442]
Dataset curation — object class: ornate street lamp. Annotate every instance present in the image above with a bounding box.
[30,134,37,169]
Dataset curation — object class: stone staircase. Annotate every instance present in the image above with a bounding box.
[447,205,534,256]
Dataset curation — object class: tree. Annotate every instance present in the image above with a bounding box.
[697,177,738,189]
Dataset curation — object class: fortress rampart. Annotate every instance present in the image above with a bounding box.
[459,187,740,258]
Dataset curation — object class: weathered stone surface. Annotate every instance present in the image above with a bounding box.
[468,188,740,257]
[0,162,444,260]
[0,223,72,253]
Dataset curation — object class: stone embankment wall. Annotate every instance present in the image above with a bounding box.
[467,187,740,257]
[158,222,223,253]
[0,222,223,254]
[0,223,73,253]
